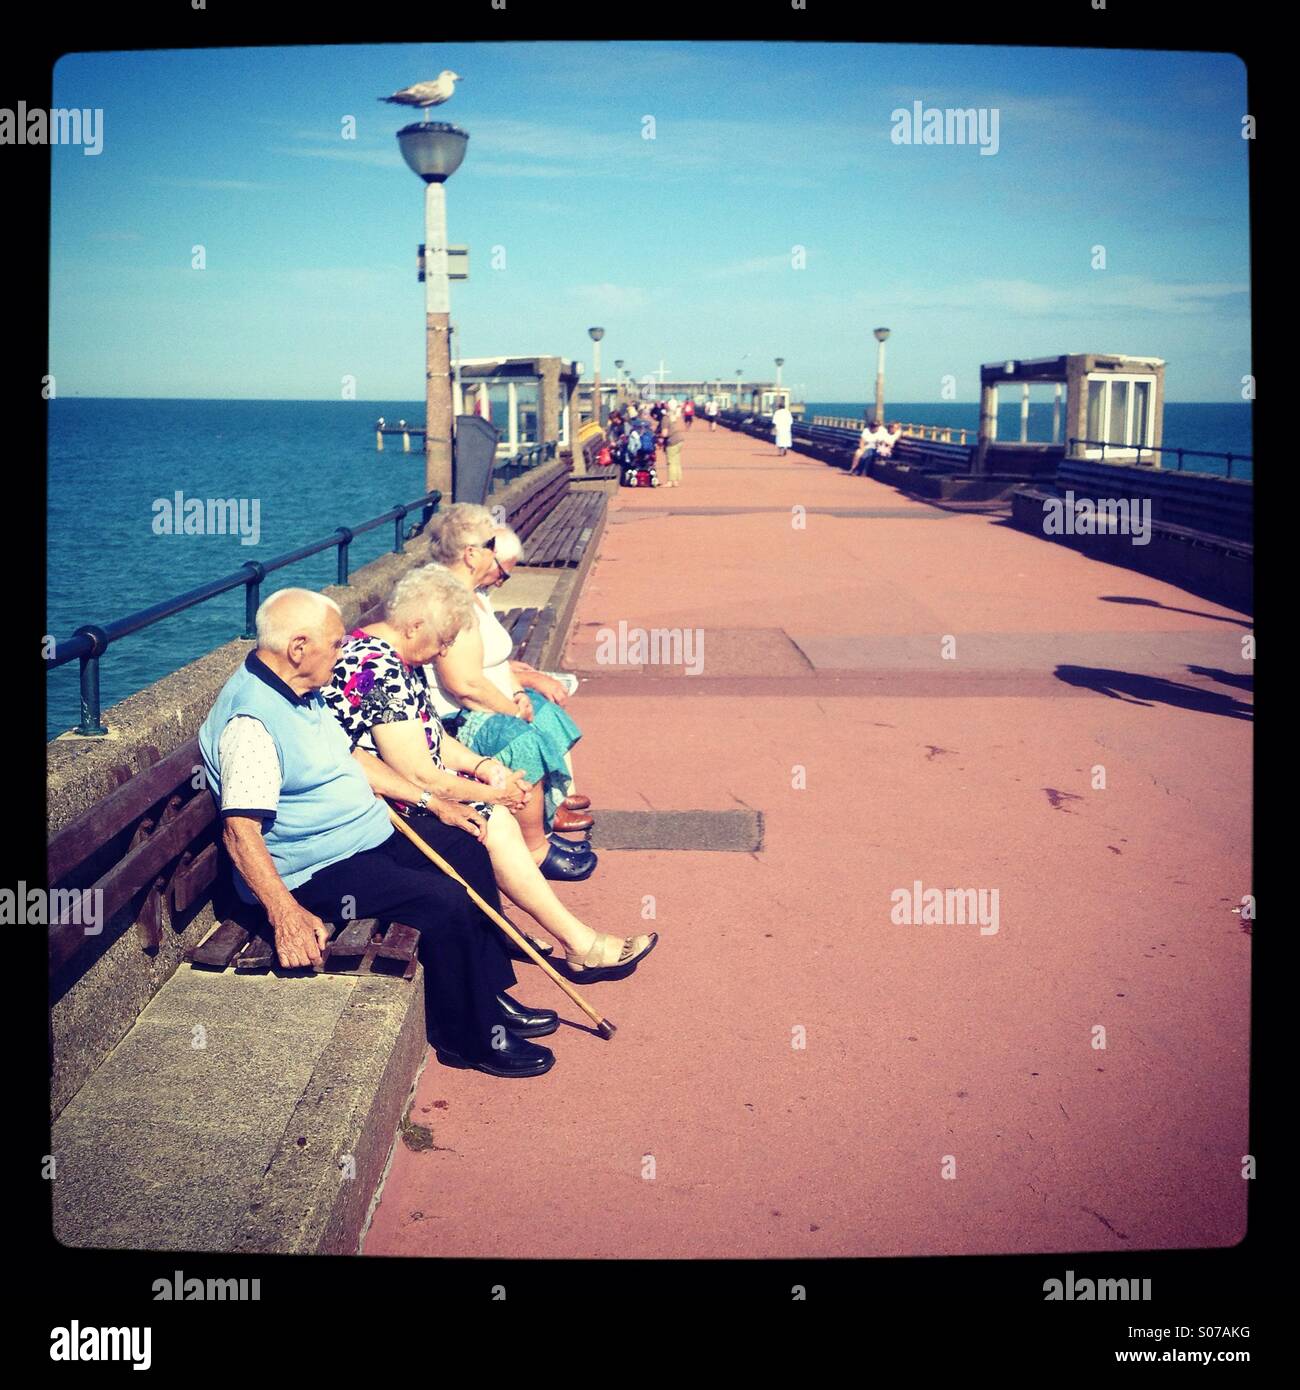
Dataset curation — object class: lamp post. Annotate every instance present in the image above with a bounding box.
[396,120,469,496]
[736,369,743,411]
[588,327,605,428]
[614,358,625,409]
[872,327,891,424]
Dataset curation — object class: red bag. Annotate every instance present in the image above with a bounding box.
[597,445,612,466]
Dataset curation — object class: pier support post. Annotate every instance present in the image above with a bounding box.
[1020,383,1030,442]
[974,381,998,475]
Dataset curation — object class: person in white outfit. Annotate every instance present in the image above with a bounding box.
[772,403,794,456]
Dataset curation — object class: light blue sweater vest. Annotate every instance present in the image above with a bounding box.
[199,653,392,900]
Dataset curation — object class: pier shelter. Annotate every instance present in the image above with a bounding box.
[454,355,581,457]
[975,352,1165,475]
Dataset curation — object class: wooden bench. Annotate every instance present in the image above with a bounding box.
[507,463,572,544]
[1056,458,1252,545]
[1012,483,1253,561]
[522,490,608,567]
[579,434,619,481]
[891,436,976,471]
[47,735,420,986]
[188,913,419,978]
[494,604,554,668]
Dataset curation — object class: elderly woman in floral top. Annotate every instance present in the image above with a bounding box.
[320,564,656,981]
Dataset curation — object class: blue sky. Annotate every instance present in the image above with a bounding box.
[50,42,1250,402]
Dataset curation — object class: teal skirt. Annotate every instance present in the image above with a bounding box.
[449,693,581,828]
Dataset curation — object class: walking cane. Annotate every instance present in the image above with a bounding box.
[386,807,616,1039]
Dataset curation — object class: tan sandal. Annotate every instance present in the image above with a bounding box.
[563,931,659,981]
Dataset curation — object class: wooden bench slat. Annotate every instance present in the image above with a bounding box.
[189,920,250,970]
[233,933,276,972]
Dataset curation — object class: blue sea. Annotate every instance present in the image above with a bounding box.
[45,397,1254,742]
[47,398,431,742]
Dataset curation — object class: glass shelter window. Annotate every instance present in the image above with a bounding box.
[1083,374,1156,456]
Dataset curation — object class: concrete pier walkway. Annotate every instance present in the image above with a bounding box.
[363,423,1251,1259]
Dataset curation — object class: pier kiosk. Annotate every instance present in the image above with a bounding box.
[453,354,581,459]
[975,353,1165,476]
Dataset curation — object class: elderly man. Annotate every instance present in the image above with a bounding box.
[197,587,557,1077]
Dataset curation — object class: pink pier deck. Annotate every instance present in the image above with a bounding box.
[363,424,1251,1260]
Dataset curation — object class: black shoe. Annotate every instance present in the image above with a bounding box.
[549,830,594,854]
[504,930,555,963]
[495,992,559,1038]
[435,1029,555,1078]
[539,840,598,881]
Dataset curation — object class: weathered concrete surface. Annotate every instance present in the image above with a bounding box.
[52,963,426,1254]
[363,421,1251,1260]
[587,809,763,852]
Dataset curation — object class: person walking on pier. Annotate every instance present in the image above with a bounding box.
[705,398,719,431]
[683,398,695,428]
[659,398,687,487]
[197,588,558,1078]
[772,401,794,456]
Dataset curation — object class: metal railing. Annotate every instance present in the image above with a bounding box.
[46,490,442,737]
[812,416,972,445]
[490,439,557,490]
[1067,438,1251,480]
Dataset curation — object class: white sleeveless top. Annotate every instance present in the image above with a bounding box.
[424,591,517,718]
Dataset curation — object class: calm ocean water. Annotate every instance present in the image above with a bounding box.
[47,399,430,741]
[45,397,1254,741]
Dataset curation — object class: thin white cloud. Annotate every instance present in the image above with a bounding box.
[268,142,402,168]
[698,253,799,281]
[153,178,273,191]
[852,276,1249,318]
[570,282,652,312]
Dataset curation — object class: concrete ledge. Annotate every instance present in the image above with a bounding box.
[52,963,427,1254]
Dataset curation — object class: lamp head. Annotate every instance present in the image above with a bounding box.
[396,121,469,183]
[873,327,891,343]
[588,326,605,342]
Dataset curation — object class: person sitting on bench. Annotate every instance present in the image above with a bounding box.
[849,418,886,476]
[320,564,656,982]
[198,587,559,1078]
[421,504,595,874]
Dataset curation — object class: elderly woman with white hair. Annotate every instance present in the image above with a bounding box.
[421,504,595,873]
[320,563,656,981]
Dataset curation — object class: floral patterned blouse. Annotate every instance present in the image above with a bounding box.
[321,629,493,819]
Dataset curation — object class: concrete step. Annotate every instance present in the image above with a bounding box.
[51,962,427,1254]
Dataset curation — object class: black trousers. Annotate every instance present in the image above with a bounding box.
[291,813,516,1058]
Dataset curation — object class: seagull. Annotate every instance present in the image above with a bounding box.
[379,71,463,121]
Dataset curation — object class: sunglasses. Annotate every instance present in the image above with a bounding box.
[475,535,508,585]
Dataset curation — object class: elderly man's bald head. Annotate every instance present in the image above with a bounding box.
[255,588,342,655]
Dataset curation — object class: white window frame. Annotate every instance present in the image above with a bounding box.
[1083,374,1156,457]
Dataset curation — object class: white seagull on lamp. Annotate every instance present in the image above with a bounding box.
[379,71,463,122]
